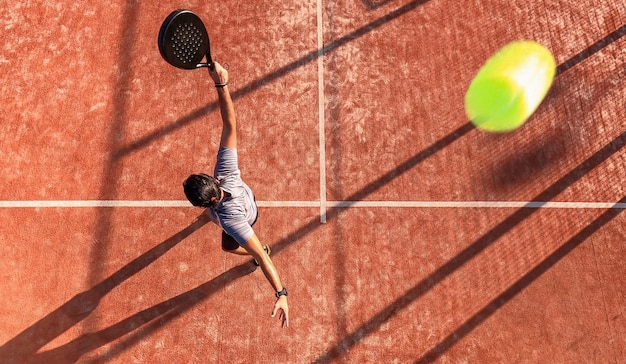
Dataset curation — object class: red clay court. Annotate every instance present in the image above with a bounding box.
[1,0,625,363]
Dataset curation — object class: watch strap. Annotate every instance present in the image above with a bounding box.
[275,287,288,298]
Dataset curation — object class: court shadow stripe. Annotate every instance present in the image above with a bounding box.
[0,214,211,363]
[416,196,626,363]
[114,0,433,158]
[312,129,626,363]
[31,263,255,364]
[556,24,626,76]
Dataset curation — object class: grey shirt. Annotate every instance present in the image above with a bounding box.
[207,147,258,245]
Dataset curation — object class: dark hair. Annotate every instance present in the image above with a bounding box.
[183,173,221,208]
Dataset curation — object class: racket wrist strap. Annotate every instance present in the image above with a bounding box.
[215,82,229,88]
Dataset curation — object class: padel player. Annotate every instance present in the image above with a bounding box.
[183,62,289,328]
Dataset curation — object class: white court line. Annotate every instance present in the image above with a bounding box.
[0,200,191,208]
[316,0,327,223]
[1,200,626,209]
[327,201,626,209]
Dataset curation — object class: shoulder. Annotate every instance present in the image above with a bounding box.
[215,147,240,174]
[217,146,237,159]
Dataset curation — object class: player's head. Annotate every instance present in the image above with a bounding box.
[183,173,221,208]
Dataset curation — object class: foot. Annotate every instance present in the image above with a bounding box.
[253,245,272,266]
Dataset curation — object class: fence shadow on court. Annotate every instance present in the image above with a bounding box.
[315,122,626,363]
[0,1,436,362]
[0,213,220,364]
[310,23,626,362]
[413,25,626,363]
[6,8,619,364]
[361,0,395,10]
[416,195,626,363]
[33,263,256,364]
[113,0,433,158]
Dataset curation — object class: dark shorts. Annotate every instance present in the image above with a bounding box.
[221,210,259,251]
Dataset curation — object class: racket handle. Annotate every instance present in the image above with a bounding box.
[196,50,215,70]
[206,49,215,71]
[195,62,215,70]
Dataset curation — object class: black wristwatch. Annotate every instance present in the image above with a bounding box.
[275,288,288,298]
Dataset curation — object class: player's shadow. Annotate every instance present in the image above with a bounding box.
[0,212,257,364]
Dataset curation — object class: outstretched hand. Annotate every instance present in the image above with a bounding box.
[272,296,289,328]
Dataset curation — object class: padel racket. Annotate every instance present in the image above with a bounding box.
[158,9,215,70]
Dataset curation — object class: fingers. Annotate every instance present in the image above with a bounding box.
[282,311,289,328]
[208,61,228,84]
[211,61,222,71]
[274,308,288,327]
[271,304,289,328]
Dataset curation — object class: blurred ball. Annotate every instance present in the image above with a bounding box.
[465,40,556,132]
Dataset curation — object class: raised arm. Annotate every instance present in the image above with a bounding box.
[209,62,237,149]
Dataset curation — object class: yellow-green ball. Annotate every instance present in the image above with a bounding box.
[465,41,556,132]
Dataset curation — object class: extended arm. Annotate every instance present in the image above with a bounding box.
[243,234,289,328]
[209,62,237,149]
[209,63,289,328]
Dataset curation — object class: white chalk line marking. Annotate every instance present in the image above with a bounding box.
[316,0,327,223]
[1,200,626,209]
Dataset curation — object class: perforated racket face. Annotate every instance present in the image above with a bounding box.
[158,10,209,69]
